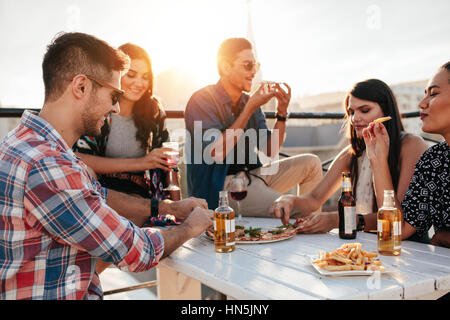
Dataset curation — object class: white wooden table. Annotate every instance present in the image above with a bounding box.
[156,217,450,300]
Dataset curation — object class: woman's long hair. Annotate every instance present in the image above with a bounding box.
[118,43,166,150]
[344,79,404,210]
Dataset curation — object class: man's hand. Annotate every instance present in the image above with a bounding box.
[161,197,208,221]
[274,83,291,116]
[245,84,277,113]
[269,194,297,226]
[160,207,213,258]
[183,207,214,239]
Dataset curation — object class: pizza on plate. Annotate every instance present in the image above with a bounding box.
[205,218,306,243]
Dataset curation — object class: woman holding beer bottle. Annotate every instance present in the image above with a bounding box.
[270,79,428,240]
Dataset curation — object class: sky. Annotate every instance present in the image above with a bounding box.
[0,0,449,108]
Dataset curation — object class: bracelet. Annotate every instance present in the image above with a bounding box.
[357,214,365,232]
[150,198,159,218]
[276,113,287,122]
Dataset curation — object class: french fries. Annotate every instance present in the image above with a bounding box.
[374,116,392,124]
[313,243,385,272]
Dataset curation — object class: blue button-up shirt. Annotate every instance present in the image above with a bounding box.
[184,81,271,209]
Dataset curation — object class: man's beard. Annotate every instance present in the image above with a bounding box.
[81,94,104,137]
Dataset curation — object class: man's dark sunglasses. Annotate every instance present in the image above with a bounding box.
[85,75,124,105]
[237,61,261,72]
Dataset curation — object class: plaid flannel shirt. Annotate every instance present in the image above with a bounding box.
[0,111,164,300]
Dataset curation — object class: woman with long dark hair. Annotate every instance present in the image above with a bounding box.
[74,43,175,202]
[269,79,428,237]
[74,43,209,274]
[401,62,450,248]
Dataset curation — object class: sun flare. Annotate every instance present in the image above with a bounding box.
[136,1,247,87]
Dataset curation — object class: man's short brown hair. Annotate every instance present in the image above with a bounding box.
[217,38,253,76]
[42,32,130,102]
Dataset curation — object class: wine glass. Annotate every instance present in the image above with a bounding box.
[162,141,181,200]
[229,176,248,223]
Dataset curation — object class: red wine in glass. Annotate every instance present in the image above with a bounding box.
[230,176,247,223]
[230,190,247,201]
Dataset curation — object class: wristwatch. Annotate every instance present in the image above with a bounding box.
[357,214,365,232]
[150,198,159,218]
[276,113,287,122]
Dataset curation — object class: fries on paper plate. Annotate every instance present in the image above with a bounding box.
[312,243,385,272]
[374,116,392,124]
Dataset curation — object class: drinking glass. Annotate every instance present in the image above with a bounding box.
[162,142,181,200]
[229,176,248,223]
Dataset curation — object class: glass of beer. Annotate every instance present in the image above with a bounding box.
[162,142,181,200]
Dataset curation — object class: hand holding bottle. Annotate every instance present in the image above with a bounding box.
[141,147,174,171]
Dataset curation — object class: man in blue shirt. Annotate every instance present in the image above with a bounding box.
[185,38,322,218]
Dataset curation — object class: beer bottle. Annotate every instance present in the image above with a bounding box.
[214,191,235,253]
[377,190,402,256]
[338,172,356,239]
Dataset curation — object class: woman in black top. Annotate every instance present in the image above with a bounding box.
[401,62,450,248]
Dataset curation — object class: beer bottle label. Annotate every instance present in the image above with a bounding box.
[342,180,352,190]
[394,221,402,250]
[344,206,356,233]
[393,221,401,236]
[225,219,235,246]
[225,219,235,233]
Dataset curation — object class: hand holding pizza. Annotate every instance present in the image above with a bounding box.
[269,194,296,226]
[363,119,390,163]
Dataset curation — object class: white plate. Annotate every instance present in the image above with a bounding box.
[309,256,390,277]
[203,232,295,245]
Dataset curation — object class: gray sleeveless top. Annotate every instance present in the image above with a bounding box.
[105,113,146,158]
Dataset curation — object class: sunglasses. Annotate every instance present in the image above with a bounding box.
[85,75,124,106]
[236,61,261,72]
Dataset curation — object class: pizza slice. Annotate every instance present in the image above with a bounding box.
[205,218,307,243]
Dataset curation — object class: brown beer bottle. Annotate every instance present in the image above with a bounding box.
[338,172,356,239]
[214,191,235,253]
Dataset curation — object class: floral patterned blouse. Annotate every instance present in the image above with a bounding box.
[402,141,450,238]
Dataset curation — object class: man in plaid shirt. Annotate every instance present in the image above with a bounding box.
[0,32,213,299]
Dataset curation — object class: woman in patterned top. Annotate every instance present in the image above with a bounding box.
[74,43,176,201]
[270,79,428,239]
[401,62,450,248]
